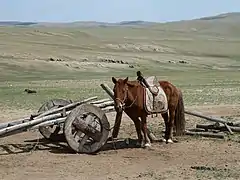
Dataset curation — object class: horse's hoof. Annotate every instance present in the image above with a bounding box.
[144,143,151,148]
[166,139,174,144]
[162,138,166,142]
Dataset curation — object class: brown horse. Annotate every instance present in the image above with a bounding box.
[111,76,185,147]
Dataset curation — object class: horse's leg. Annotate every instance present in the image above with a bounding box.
[161,112,169,142]
[125,111,143,146]
[140,116,151,147]
[133,118,143,147]
[167,108,175,144]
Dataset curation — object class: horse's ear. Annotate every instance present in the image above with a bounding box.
[123,77,128,84]
[112,77,117,84]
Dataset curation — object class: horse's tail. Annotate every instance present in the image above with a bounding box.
[174,89,186,136]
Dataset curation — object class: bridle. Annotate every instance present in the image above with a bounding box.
[114,86,138,109]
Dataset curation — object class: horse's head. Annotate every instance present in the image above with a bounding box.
[112,77,129,112]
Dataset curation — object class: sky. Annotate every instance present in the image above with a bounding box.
[0,0,239,23]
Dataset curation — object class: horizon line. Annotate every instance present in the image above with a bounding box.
[0,11,239,24]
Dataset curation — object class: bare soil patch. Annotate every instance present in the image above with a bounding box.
[0,105,239,180]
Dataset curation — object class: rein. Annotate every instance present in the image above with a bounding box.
[115,87,138,109]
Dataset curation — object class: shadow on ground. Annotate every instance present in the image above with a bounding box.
[0,136,141,156]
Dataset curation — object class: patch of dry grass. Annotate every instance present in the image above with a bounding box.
[0,23,239,115]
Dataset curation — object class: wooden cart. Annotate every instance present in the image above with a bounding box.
[0,96,115,154]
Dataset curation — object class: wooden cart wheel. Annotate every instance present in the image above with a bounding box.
[38,99,71,141]
[64,104,110,154]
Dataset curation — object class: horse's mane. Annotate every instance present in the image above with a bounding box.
[126,80,141,87]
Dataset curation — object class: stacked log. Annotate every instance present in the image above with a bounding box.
[185,111,240,139]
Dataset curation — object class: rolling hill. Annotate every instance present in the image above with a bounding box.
[0,12,239,28]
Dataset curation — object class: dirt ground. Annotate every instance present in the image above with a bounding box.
[0,105,239,180]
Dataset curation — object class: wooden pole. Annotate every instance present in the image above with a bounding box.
[101,106,115,113]
[185,130,225,139]
[0,96,97,131]
[224,123,233,134]
[100,84,114,99]
[146,129,159,142]
[184,110,233,125]
[94,101,114,108]
[196,124,240,133]
[31,117,66,130]
[90,98,111,104]
[0,112,70,137]
[233,121,240,127]
[112,111,123,138]
[0,117,67,138]
[33,96,98,119]
[0,103,115,138]
[185,110,235,134]
[0,117,30,130]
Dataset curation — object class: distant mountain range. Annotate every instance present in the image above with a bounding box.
[0,21,37,26]
[0,20,157,27]
[0,12,239,27]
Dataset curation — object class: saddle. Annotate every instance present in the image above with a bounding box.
[137,71,168,115]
